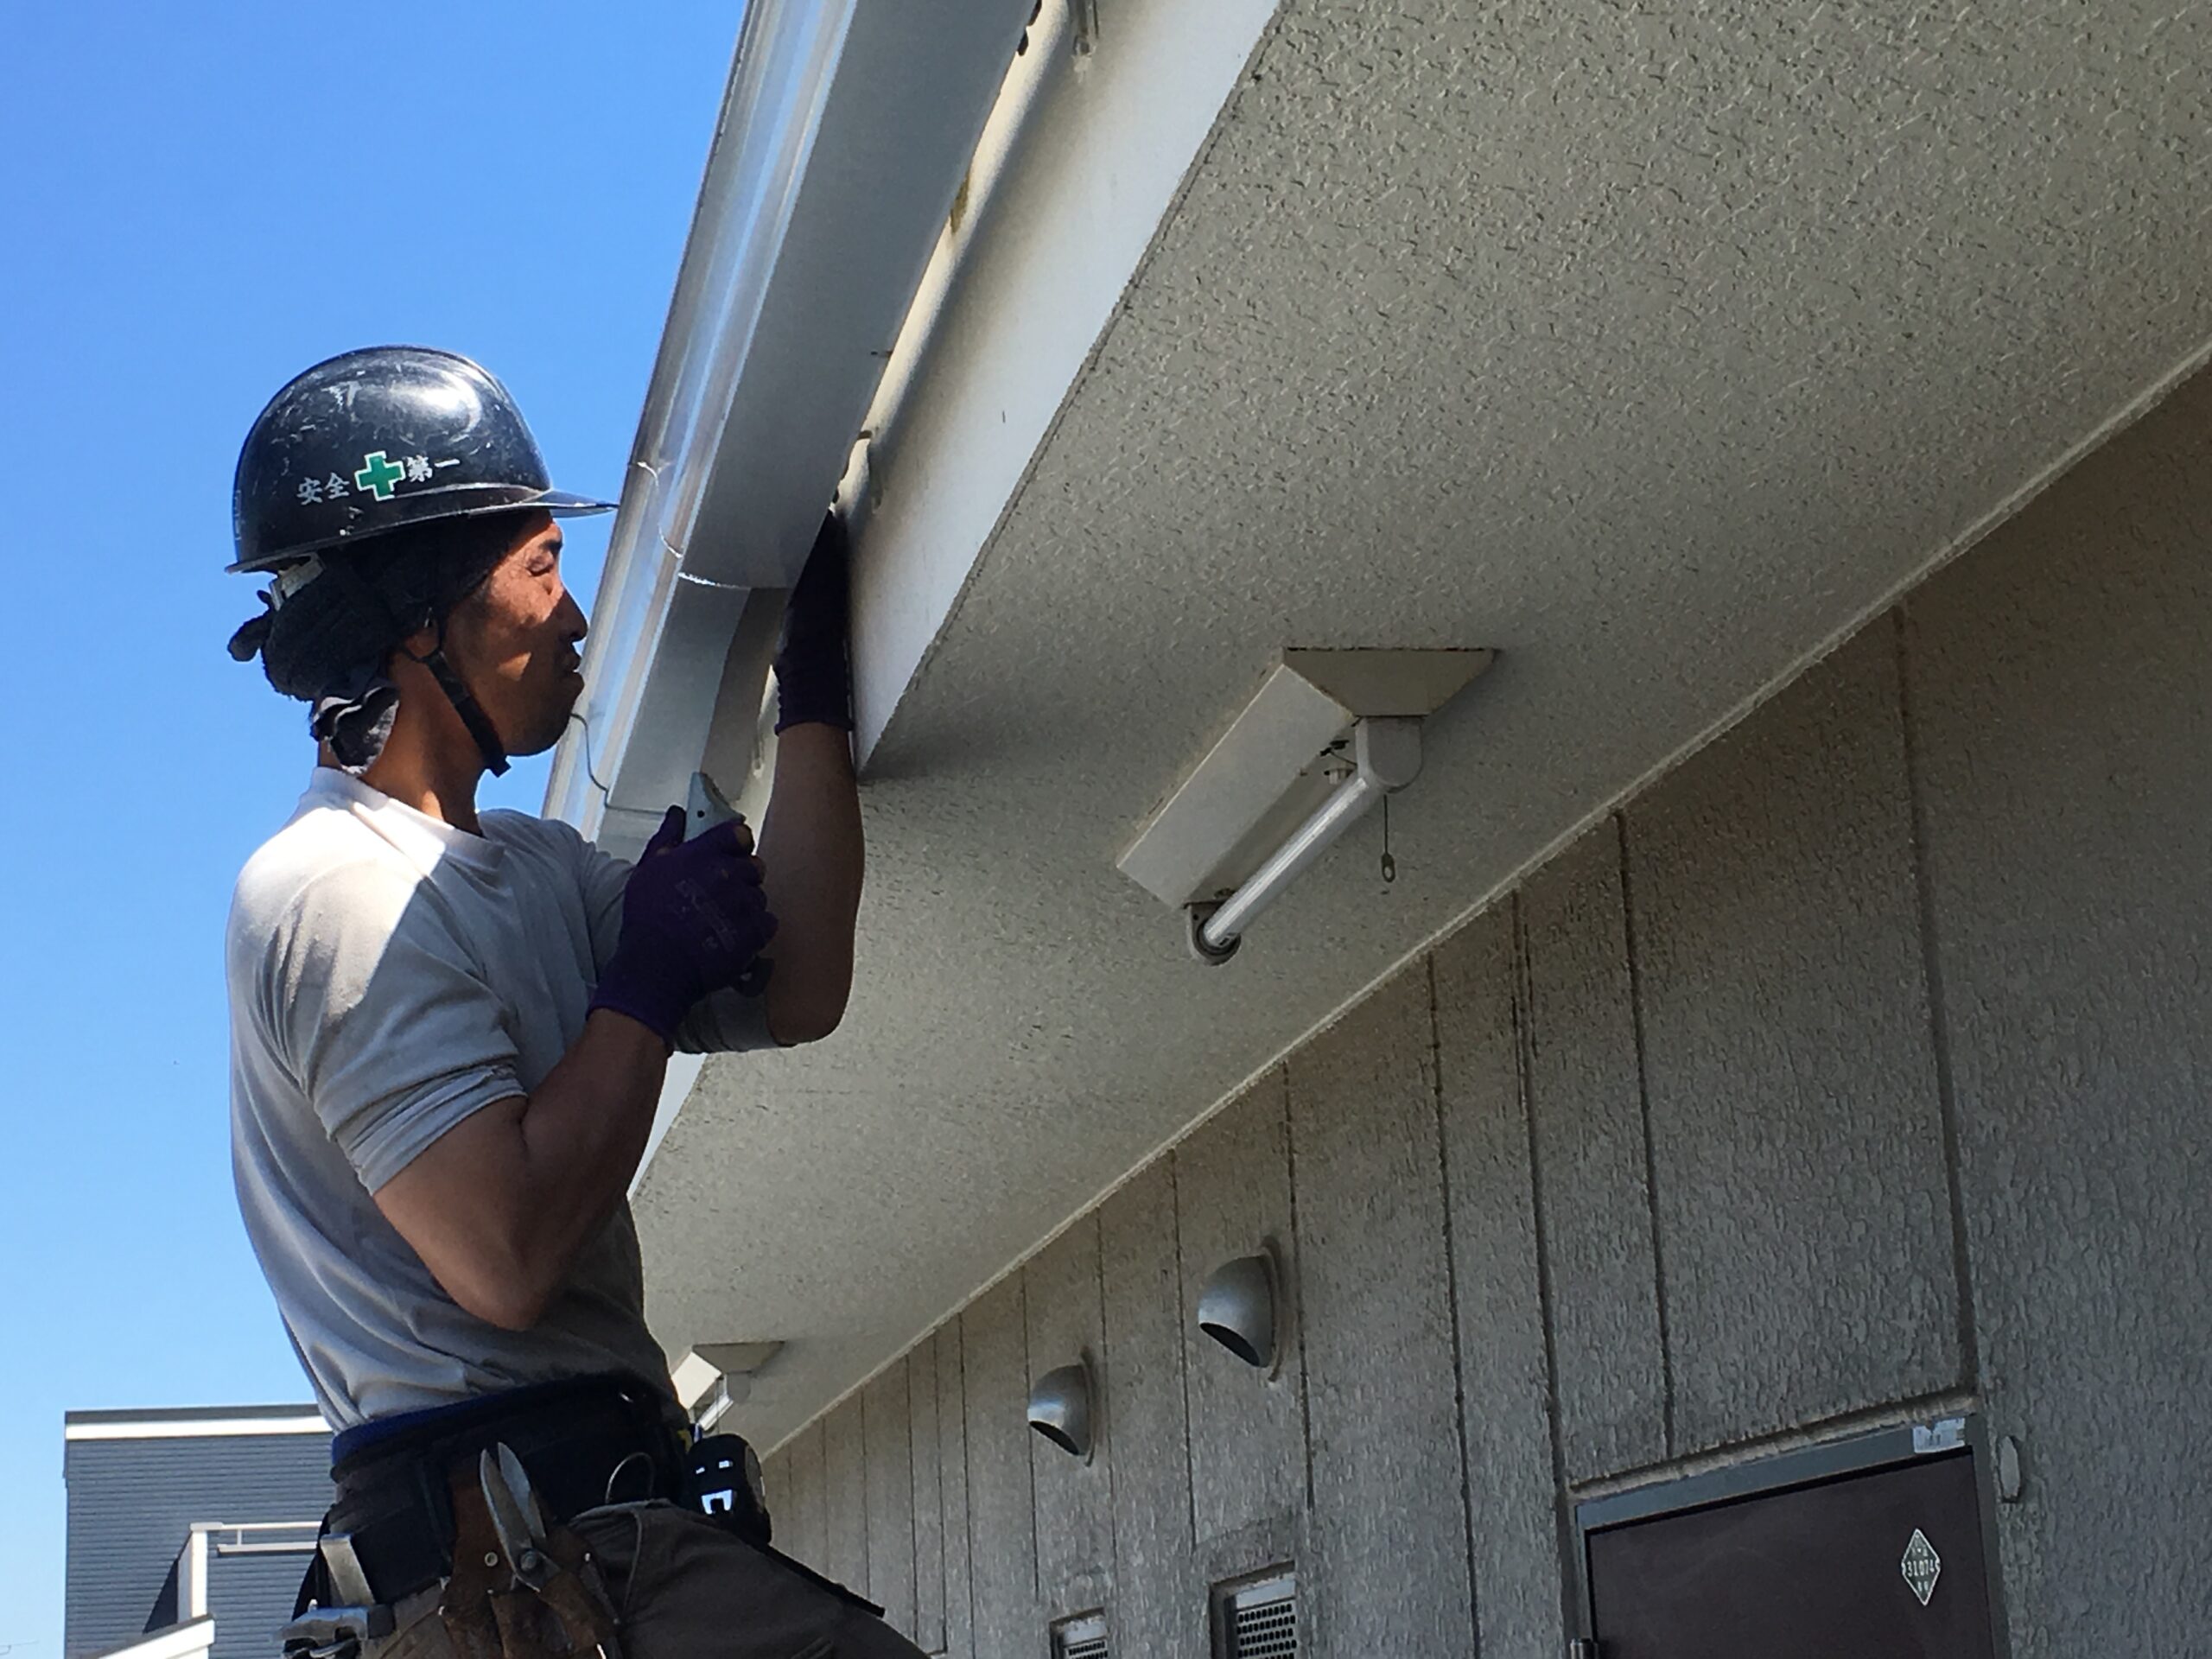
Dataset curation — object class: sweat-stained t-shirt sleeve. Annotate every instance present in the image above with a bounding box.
[567,817,779,1056]
[258,856,525,1194]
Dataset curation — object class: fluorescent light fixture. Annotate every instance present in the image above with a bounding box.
[1192,717,1421,963]
[674,1340,786,1431]
[1116,649,1492,963]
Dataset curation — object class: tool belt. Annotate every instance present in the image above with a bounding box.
[283,1373,772,1659]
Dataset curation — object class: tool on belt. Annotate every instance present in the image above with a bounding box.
[282,1442,628,1659]
[435,1444,625,1659]
[275,1531,394,1659]
[279,1375,857,1657]
[279,1376,679,1659]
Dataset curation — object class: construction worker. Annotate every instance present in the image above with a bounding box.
[225,346,921,1658]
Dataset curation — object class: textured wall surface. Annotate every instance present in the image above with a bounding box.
[1288,969,1474,1654]
[1098,1166,1206,1658]
[934,1324,976,1659]
[962,1277,1039,1656]
[640,0,2212,1460]
[766,1418,825,1568]
[906,1339,945,1654]
[1433,908,1565,1655]
[1024,1217,1112,1612]
[863,1363,918,1638]
[1521,823,1669,1479]
[1905,369,2212,1656]
[745,371,2212,1656]
[1624,626,1962,1451]
[823,1395,870,1599]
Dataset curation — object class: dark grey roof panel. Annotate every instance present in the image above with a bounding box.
[207,1549,319,1659]
[65,1433,332,1659]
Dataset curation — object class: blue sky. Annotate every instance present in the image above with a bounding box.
[0,3,746,1643]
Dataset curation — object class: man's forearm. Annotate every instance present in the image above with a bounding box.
[372,1010,669,1330]
[514,1009,671,1244]
[756,722,863,1045]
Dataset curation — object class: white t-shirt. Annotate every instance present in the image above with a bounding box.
[227,768,771,1430]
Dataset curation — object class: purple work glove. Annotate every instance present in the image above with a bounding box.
[772,512,854,734]
[588,805,778,1045]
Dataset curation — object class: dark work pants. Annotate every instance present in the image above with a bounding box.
[367,1502,928,1659]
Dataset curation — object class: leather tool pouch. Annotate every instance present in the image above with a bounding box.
[441,1468,622,1659]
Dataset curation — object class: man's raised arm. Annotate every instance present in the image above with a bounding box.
[376,809,775,1329]
[755,514,865,1047]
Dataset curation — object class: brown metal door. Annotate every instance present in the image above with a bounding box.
[1586,1451,1999,1659]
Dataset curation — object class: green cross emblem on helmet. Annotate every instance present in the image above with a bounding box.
[353,450,407,501]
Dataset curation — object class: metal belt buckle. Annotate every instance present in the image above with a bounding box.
[277,1604,396,1659]
[280,1531,396,1658]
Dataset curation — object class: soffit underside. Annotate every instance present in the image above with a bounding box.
[636,0,2212,1446]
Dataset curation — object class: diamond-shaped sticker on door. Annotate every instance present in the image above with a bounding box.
[1901,1529,1942,1605]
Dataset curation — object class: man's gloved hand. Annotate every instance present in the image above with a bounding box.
[588,805,779,1045]
[772,512,854,734]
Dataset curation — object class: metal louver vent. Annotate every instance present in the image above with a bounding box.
[1231,1595,1295,1658]
[1054,1611,1108,1659]
[1219,1569,1298,1659]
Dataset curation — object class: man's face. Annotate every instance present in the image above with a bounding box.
[440,512,590,759]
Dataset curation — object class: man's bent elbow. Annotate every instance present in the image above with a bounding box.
[767,985,849,1047]
[454,1277,550,1333]
[435,1253,555,1332]
[771,1011,842,1047]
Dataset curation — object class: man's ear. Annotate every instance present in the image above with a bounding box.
[394,619,441,665]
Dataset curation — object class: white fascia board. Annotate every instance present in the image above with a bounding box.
[847,0,1282,766]
[546,0,859,846]
[66,1415,328,1440]
[92,1620,215,1659]
[547,0,1035,856]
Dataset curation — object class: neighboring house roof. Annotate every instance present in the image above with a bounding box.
[553,0,2212,1448]
[64,1411,330,1659]
[87,1617,214,1659]
[63,1407,327,1440]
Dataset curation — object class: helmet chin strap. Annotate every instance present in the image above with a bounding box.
[303,553,511,778]
[410,623,511,779]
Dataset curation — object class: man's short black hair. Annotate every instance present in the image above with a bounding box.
[236,509,533,704]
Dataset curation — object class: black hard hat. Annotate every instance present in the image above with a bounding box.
[230,346,615,573]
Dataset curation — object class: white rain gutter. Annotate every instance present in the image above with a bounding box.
[542,0,1034,1186]
[556,2,1283,1186]
[545,0,1035,857]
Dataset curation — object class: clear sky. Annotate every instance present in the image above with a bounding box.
[0,3,747,1644]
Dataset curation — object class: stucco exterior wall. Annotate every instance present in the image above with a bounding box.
[755,371,2212,1655]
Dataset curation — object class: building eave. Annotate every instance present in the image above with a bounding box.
[544,0,1035,860]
